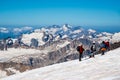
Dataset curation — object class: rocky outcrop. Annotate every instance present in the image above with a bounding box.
[0,61,32,76]
[110,42,120,50]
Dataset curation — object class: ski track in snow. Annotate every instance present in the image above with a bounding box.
[1,48,120,80]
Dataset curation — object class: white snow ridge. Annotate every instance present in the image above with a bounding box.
[1,48,120,80]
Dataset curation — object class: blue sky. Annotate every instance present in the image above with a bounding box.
[0,0,120,26]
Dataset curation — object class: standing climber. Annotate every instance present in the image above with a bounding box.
[104,41,110,51]
[76,44,85,61]
[29,57,33,67]
[90,42,96,58]
[100,41,107,55]
[3,38,7,51]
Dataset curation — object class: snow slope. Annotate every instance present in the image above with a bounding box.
[0,70,6,78]
[1,48,120,80]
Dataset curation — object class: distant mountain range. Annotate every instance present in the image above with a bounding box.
[20,24,116,46]
[0,24,120,45]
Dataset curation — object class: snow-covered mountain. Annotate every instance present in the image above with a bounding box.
[1,25,120,58]
[22,30,45,46]
[20,24,120,47]
[1,24,119,44]
[18,25,95,46]
[1,48,120,80]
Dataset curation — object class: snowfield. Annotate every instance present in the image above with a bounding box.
[22,32,45,46]
[0,40,70,62]
[0,48,45,62]
[1,48,120,80]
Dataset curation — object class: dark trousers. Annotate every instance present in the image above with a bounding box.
[79,53,82,61]
[101,51,105,55]
[89,51,95,58]
[4,44,7,51]
[29,58,33,67]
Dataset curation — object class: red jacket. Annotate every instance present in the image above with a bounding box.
[79,46,84,53]
[105,41,110,47]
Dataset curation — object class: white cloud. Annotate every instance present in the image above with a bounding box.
[102,32,113,36]
[72,30,82,34]
[13,26,32,32]
[88,29,96,33]
[0,27,9,33]
[22,26,32,31]
[13,28,22,32]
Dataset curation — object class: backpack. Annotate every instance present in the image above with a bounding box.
[101,48,106,51]
[105,42,109,48]
[91,45,96,51]
[76,46,80,51]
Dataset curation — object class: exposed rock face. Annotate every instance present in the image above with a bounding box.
[0,62,33,77]
[110,42,120,50]
[30,38,38,48]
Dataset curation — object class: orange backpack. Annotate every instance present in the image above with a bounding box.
[101,48,106,51]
